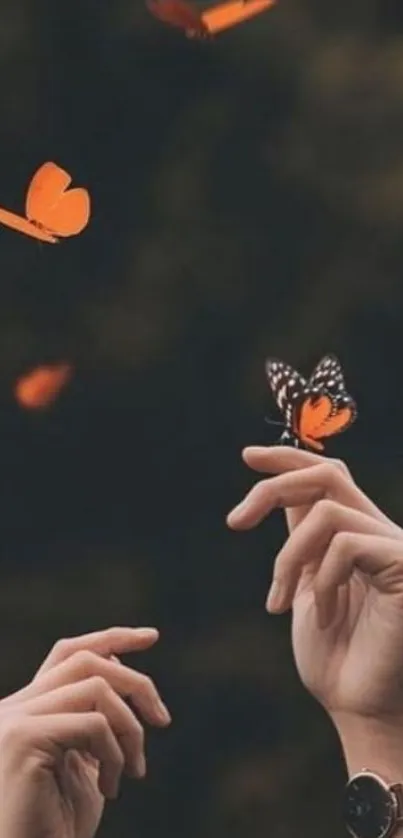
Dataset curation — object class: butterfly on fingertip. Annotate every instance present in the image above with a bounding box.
[265,354,357,452]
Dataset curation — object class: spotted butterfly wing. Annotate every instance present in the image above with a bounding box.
[265,355,357,452]
[265,358,308,446]
[308,353,357,422]
[308,354,347,399]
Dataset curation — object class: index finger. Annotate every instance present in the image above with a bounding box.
[240,447,353,530]
[35,627,160,679]
[241,446,392,530]
[242,446,350,475]
[227,459,393,530]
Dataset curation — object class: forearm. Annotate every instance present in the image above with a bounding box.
[334,713,403,836]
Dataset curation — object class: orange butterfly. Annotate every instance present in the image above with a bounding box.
[265,354,357,452]
[0,162,90,243]
[147,0,275,37]
[14,363,73,409]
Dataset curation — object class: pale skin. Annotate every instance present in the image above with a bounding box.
[3,447,403,838]
[227,445,403,832]
[0,626,171,838]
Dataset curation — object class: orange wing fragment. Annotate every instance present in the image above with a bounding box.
[14,363,73,409]
[296,394,332,451]
[0,162,90,243]
[146,0,208,35]
[202,0,275,33]
[147,0,275,36]
[297,395,356,452]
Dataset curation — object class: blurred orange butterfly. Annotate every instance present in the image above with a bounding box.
[147,0,275,37]
[14,363,73,409]
[0,162,90,243]
[265,354,357,452]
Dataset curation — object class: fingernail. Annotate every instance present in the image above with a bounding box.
[156,700,171,723]
[227,502,247,524]
[266,579,285,612]
[135,753,146,778]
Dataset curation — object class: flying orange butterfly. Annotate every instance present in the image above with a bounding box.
[14,363,73,409]
[0,162,90,243]
[265,354,357,452]
[147,0,275,37]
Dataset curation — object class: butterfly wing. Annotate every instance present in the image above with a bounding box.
[308,354,348,398]
[0,207,57,242]
[26,161,90,237]
[265,358,308,429]
[308,353,357,425]
[298,392,356,449]
[202,0,274,32]
[267,355,357,451]
[147,0,207,34]
[25,162,72,219]
[15,363,73,409]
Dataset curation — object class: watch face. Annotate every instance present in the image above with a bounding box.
[343,774,396,838]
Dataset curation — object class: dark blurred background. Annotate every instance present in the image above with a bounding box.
[0,0,402,834]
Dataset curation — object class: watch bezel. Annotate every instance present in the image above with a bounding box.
[344,770,401,838]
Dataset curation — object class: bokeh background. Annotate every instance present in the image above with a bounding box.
[0,0,402,834]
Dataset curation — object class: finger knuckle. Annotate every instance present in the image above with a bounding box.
[331,530,353,555]
[72,649,99,675]
[51,637,73,658]
[330,458,351,478]
[316,461,346,488]
[313,497,338,522]
[0,714,31,750]
[89,675,112,698]
[89,711,110,738]
[136,673,154,693]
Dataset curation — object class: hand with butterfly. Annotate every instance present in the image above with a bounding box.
[227,447,403,779]
[0,626,171,838]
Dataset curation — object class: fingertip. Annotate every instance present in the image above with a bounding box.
[226,510,248,529]
[135,753,147,778]
[137,627,159,641]
[242,446,264,462]
[226,510,238,528]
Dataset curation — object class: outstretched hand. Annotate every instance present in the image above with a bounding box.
[227,447,403,725]
[0,626,171,838]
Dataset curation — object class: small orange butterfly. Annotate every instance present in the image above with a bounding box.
[265,355,357,452]
[14,363,73,409]
[0,162,90,243]
[147,0,275,37]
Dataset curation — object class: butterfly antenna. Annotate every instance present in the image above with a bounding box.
[264,416,285,427]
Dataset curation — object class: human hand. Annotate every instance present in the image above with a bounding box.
[0,625,171,838]
[227,448,403,775]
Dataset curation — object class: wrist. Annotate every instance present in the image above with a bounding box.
[332,713,403,781]
[332,714,403,838]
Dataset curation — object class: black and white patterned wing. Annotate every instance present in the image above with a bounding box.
[308,354,347,398]
[309,354,357,421]
[265,358,307,429]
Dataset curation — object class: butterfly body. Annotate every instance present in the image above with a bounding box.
[265,355,357,452]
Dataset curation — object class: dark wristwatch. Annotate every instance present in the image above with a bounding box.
[343,770,403,838]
